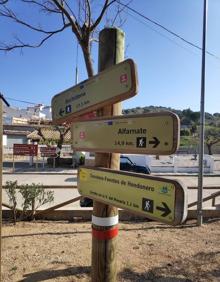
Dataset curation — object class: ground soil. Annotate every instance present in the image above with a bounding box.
[2,219,220,282]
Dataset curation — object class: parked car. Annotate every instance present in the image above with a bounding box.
[120,155,151,174]
[80,155,151,207]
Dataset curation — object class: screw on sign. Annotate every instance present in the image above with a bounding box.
[79,131,86,139]
[120,74,128,83]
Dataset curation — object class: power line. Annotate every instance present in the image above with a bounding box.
[117,1,220,60]
[5,96,42,106]
[124,9,201,58]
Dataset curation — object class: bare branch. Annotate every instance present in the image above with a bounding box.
[111,0,131,26]
[0,5,63,34]
[0,24,70,51]
[90,0,116,32]
[51,0,82,42]
[62,0,77,20]
[21,0,61,14]
[0,0,8,4]
[85,0,91,28]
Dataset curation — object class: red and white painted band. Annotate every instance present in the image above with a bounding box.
[92,215,119,227]
[92,226,118,240]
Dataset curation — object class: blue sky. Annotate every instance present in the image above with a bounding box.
[0,0,220,114]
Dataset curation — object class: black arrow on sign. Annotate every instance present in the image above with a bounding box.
[59,109,65,116]
[156,202,171,217]
[149,137,160,148]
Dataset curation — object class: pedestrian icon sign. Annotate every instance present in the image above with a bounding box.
[136,137,146,148]
[66,105,72,113]
[142,198,154,213]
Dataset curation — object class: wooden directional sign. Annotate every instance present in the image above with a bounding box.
[78,167,187,225]
[72,112,179,155]
[52,59,138,124]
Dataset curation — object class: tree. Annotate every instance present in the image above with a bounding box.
[205,127,220,155]
[37,125,70,164]
[0,1,127,162]
[0,0,125,77]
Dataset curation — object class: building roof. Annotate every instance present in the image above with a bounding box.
[27,128,71,142]
[3,130,31,136]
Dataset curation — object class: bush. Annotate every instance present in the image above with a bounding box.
[5,181,18,224]
[180,129,190,136]
[18,183,54,221]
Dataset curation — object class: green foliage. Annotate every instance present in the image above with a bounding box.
[5,181,18,224]
[205,126,220,154]
[123,106,220,127]
[19,183,54,220]
[39,139,57,145]
[180,129,190,136]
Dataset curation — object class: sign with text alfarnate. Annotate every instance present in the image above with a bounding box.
[72,112,179,155]
[51,59,138,124]
[78,167,187,225]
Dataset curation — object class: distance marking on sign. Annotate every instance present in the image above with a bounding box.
[78,167,187,225]
[72,111,179,155]
[51,59,138,124]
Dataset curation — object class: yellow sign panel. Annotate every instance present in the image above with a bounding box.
[52,59,138,124]
[72,112,179,155]
[78,167,187,225]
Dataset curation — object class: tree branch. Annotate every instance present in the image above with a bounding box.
[0,5,64,34]
[0,24,70,51]
[51,0,82,42]
[90,0,116,32]
[85,0,91,28]
[21,0,61,14]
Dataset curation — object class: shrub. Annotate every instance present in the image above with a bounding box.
[19,183,54,220]
[5,181,18,224]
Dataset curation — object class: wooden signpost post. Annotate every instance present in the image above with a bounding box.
[0,94,10,282]
[71,112,180,155]
[51,28,187,282]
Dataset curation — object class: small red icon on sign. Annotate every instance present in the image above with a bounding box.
[79,131,86,139]
[120,74,128,83]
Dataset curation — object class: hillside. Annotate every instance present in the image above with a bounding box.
[123,106,220,127]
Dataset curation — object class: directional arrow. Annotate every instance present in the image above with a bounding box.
[59,109,65,116]
[149,137,160,148]
[156,202,171,217]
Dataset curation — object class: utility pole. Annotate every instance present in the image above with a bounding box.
[91,28,124,282]
[197,0,208,226]
[0,93,10,281]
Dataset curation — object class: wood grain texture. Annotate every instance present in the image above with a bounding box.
[0,100,2,281]
[92,28,124,282]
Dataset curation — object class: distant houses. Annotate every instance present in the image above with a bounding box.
[3,104,52,148]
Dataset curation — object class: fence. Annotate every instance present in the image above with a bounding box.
[2,185,220,221]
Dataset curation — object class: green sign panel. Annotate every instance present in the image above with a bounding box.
[72,112,179,155]
[52,59,138,124]
[78,167,187,225]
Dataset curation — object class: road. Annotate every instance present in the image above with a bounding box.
[2,171,220,210]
